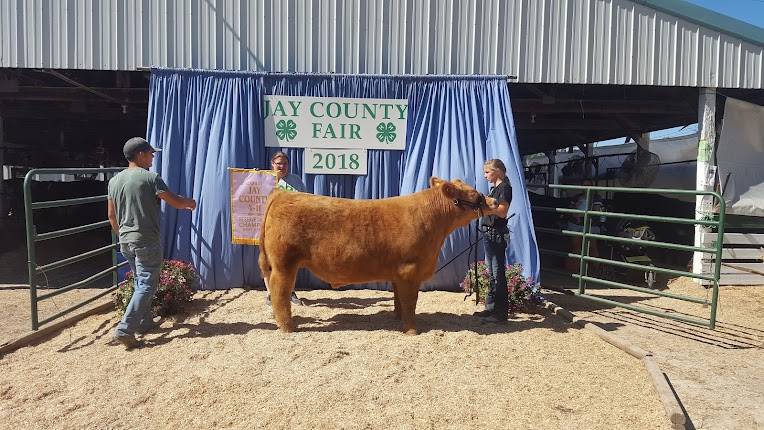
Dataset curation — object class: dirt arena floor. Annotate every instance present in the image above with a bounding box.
[0,288,669,429]
[543,276,764,430]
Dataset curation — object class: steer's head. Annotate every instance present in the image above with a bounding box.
[429,177,499,215]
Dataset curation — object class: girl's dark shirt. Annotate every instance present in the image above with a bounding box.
[480,180,512,233]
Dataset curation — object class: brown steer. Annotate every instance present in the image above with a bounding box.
[258,177,499,334]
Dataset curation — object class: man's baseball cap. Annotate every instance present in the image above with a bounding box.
[123,137,161,160]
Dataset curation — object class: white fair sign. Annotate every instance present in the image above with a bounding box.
[263,95,407,150]
[304,148,368,175]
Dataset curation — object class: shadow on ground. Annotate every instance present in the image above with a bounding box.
[545,290,762,350]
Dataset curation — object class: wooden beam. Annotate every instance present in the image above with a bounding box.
[704,262,764,275]
[512,99,692,114]
[702,248,763,260]
[702,274,764,286]
[0,105,147,120]
[722,262,764,276]
[515,119,635,130]
[704,233,764,246]
[0,87,147,104]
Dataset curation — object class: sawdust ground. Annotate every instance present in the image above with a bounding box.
[543,275,764,430]
[0,288,668,429]
[0,286,103,340]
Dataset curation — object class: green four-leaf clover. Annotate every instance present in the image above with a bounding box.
[376,122,396,144]
[275,119,297,142]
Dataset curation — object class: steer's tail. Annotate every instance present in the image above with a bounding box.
[258,191,278,280]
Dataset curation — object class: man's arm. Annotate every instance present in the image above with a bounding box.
[107,198,119,233]
[158,190,197,210]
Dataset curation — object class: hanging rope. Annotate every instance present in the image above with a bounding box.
[471,220,481,304]
[432,224,484,278]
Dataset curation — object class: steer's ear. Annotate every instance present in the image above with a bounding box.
[429,176,445,188]
[440,181,458,199]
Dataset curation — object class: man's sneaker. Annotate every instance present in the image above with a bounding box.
[136,316,163,335]
[113,333,144,349]
[266,293,305,306]
[290,292,305,306]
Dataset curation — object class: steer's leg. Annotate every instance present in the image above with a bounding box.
[392,283,401,320]
[269,267,297,333]
[397,283,420,335]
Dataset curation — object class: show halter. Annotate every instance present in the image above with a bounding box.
[453,193,487,217]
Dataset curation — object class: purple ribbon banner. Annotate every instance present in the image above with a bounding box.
[229,168,277,245]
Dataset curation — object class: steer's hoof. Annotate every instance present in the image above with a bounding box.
[404,328,418,336]
[277,320,296,333]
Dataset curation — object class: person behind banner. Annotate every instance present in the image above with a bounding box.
[108,137,196,349]
[264,151,307,306]
[273,151,306,193]
[474,159,513,324]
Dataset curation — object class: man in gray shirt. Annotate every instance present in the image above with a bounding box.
[108,137,196,349]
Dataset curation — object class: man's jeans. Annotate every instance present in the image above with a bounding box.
[483,231,509,319]
[115,242,163,337]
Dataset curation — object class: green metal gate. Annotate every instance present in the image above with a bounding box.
[24,168,126,330]
[532,184,725,329]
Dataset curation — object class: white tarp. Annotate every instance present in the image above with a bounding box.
[717,98,764,217]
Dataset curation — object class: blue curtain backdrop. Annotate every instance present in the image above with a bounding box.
[146,69,539,290]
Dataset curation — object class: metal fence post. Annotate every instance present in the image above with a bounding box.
[577,188,592,295]
[23,172,39,330]
[112,231,118,288]
[109,172,118,290]
[709,194,726,329]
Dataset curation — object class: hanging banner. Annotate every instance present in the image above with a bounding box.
[229,168,277,245]
[263,95,408,150]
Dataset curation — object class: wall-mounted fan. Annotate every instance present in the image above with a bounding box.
[618,146,660,187]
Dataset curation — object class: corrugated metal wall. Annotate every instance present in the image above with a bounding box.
[1,0,761,88]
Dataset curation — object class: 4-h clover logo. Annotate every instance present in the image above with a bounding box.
[376,122,396,144]
[275,119,297,142]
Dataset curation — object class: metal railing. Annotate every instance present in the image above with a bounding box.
[532,184,725,329]
[24,168,126,330]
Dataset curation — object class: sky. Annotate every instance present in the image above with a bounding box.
[598,0,764,145]
[685,0,764,29]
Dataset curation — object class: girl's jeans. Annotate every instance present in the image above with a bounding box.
[483,231,509,319]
